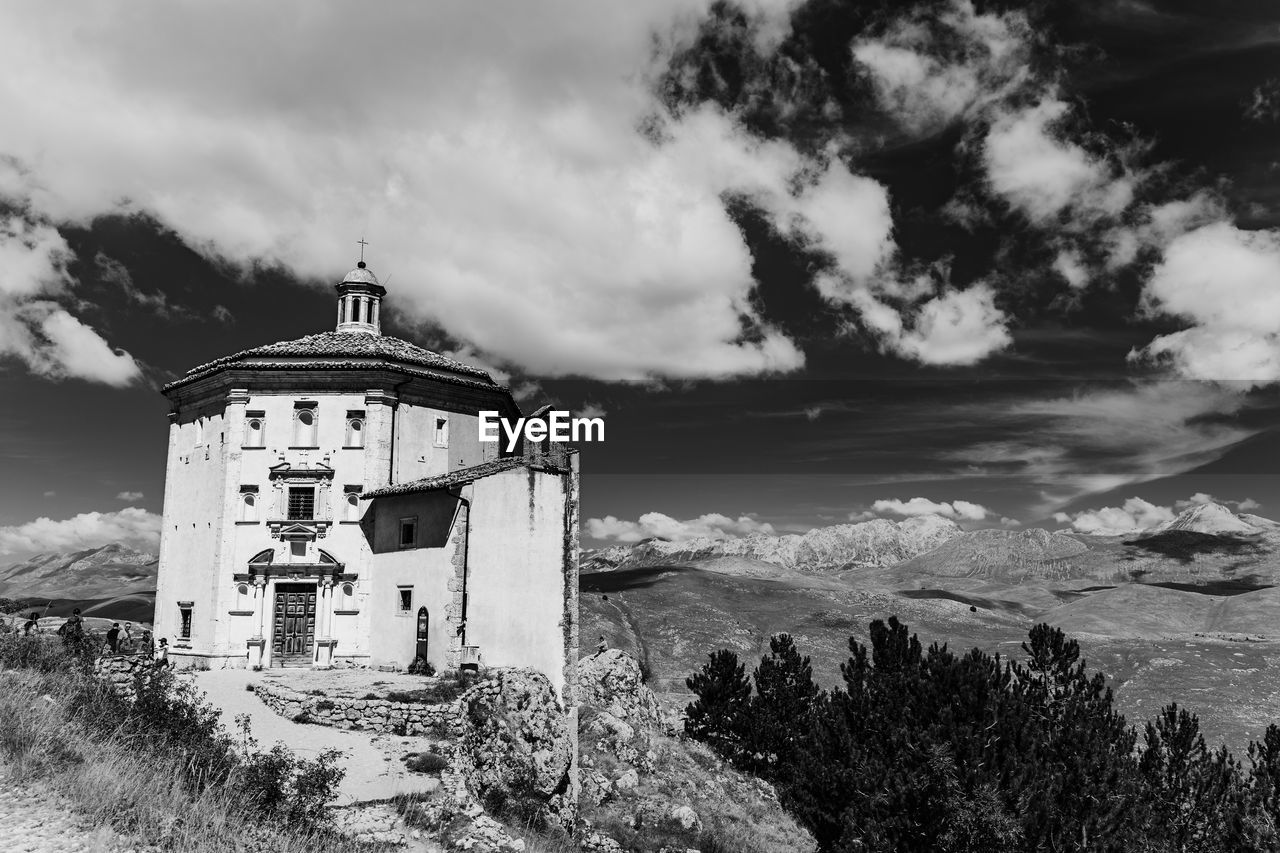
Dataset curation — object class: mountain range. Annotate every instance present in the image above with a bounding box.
[582,502,1280,756]
[0,544,157,599]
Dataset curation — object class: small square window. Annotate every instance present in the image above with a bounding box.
[399,517,417,548]
[397,587,413,612]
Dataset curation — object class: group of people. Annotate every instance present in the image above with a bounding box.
[5,608,171,668]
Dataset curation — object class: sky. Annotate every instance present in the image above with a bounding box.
[1,0,1279,560]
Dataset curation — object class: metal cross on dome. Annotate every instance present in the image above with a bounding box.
[357,238,369,263]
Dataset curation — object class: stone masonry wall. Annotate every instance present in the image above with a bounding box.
[92,654,154,700]
[251,681,466,736]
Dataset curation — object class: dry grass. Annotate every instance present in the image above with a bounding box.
[0,668,384,853]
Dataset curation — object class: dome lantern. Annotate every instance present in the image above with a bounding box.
[335,260,386,335]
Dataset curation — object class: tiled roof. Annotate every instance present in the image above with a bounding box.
[362,457,569,498]
[166,331,493,390]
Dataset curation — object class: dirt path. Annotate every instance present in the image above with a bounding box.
[0,766,137,852]
[193,669,440,805]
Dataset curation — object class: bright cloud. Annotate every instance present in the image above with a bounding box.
[1133,222,1280,385]
[871,497,990,521]
[983,98,1136,227]
[851,284,1012,366]
[852,0,1034,135]
[0,507,161,555]
[0,1,843,383]
[0,217,141,386]
[1052,496,1175,536]
[115,491,145,502]
[585,512,776,543]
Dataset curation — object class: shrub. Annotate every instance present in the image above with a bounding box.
[238,744,345,828]
[405,752,450,774]
[407,656,436,676]
[315,699,335,711]
[0,632,346,834]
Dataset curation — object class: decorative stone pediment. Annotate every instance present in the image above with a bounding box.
[268,461,334,480]
[269,520,331,539]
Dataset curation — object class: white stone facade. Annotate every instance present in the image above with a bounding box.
[153,264,579,700]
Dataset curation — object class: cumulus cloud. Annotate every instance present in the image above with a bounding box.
[0,1,853,383]
[1052,496,1174,535]
[850,284,1012,365]
[585,511,776,543]
[1133,222,1280,385]
[0,1,1030,378]
[1175,492,1260,512]
[0,217,142,386]
[982,98,1136,227]
[852,0,1034,135]
[870,497,990,520]
[0,507,161,555]
[115,491,144,502]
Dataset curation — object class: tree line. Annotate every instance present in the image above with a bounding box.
[684,619,1280,852]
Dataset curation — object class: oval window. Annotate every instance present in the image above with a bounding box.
[237,584,249,597]
[342,583,354,598]
[298,410,313,426]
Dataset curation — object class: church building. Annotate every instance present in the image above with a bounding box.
[153,261,579,698]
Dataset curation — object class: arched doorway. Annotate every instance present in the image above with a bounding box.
[415,606,429,665]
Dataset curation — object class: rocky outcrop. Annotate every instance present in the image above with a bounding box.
[576,648,817,853]
[585,515,960,573]
[459,668,575,830]
[579,649,672,735]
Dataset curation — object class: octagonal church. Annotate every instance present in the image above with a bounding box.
[154,261,579,697]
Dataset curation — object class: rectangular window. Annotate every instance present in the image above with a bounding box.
[240,487,259,522]
[397,587,413,613]
[398,516,417,548]
[243,411,266,448]
[343,486,362,522]
[287,487,316,520]
[179,605,192,640]
[345,410,365,448]
[293,403,318,447]
[433,416,448,448]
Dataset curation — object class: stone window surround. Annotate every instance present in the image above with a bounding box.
[242,410,266,449]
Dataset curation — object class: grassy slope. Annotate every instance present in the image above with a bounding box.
[0,666,383,853]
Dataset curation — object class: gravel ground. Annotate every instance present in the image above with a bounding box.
[0,766,138,852]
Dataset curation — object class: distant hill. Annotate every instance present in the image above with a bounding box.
[584,515,961,573]
[0,544,158,600]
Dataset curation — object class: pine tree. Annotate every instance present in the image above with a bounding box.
[684,648,752,762]
[744,633,821,777]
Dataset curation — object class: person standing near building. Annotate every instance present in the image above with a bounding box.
[154,637,170,670]
[105,623,121,655]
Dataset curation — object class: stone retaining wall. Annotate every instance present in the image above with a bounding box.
[251,681,466,737]
[91,654,154,700]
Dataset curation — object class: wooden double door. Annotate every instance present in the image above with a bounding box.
[271,583,317,667]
